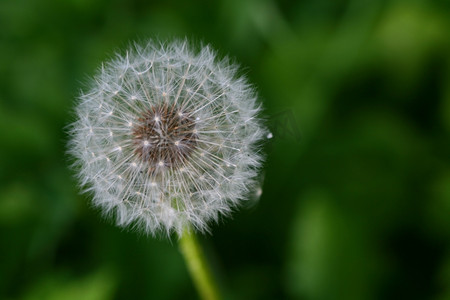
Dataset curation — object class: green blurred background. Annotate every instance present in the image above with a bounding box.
[1,0,450,299]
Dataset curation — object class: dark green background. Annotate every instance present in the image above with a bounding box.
[1,0,450,299]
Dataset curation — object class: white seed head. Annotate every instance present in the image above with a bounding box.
[68,40,266,236]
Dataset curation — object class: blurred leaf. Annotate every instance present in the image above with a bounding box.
[373,2,449,89]
[286,189,380,300]
[425,169,450,239]
[0,183,34,225]
[436,253,450,300]
[21,268,116,300]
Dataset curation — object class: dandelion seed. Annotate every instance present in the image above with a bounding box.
[68,40,267,236]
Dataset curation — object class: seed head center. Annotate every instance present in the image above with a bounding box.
[132,104,197,171]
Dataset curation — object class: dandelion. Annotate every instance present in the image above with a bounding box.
[68,40,266,237]
[69,39,267,300]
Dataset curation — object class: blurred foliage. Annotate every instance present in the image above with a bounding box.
[0,0,449,299]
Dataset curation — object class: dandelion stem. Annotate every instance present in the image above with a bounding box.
[179,227,221,300]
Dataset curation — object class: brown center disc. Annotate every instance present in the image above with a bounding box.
[132,104,198,172]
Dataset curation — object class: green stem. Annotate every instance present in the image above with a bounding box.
[179,227,221,300]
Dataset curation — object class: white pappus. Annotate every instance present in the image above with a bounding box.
[68,40,267,236]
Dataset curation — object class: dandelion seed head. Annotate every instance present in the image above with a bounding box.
[69,40,267,236]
